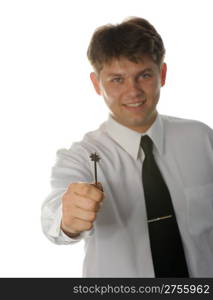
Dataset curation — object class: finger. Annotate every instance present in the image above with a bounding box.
[91,182,104,192]
[71,206,97,222]
[72,194,102,212]
[70,218,93,232]
[73,183,104,202]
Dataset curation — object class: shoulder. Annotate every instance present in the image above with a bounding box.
[160,115,213,150]
[161,114,212,135]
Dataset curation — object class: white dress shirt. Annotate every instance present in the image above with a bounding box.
[41,113,213,277]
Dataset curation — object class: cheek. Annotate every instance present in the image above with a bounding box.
[151,82,161,104]
[102,86,122,106]
[146,79,161,97]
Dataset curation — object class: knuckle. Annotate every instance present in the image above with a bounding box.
[81,183,91,195]
[96,191,104,202]
[87,199,96,211]
[96,182,104,191]
[73,218,84,231]
[85,222,93,231]
[62,193,74,207]
[62,192,70,202]
[62,215,73,227]
[68,182,85,192]
[96,202,102,211]
[68,182,76,190]
[89,212,96,222]
[90,187,103,201]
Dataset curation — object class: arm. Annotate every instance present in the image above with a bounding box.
[41,143,101,244]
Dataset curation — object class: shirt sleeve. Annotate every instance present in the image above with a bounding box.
[207,124,213,148]
[41,142,93,245]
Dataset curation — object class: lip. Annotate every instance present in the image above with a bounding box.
[123,99,146,105]
[122,100,146,112]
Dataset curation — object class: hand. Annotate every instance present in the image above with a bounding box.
[61,182,104,237]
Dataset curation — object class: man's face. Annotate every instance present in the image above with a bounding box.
[90,56,167,133]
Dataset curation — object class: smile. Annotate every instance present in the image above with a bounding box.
[123,100,146,110]
[125,101,145,107]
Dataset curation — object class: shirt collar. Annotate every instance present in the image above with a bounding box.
[105,113,164,160]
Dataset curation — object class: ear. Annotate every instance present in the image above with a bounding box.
[90,72,101,95]
[160,63,167,87]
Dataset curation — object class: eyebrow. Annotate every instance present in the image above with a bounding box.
[107,68,154,77]
[107,73,124,77]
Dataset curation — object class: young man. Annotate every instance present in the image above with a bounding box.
[41,17,213,277]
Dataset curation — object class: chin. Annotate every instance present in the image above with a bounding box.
[123,120,144,130]
[129,117,146,126]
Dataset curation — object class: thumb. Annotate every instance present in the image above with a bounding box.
[91,182,104,192]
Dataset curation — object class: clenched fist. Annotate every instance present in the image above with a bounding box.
[61,182,104,237]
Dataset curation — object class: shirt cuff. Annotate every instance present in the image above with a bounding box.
[60,228,94,242]
[48,203,94,243]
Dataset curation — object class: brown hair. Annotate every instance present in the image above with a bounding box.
[87,17,165,74]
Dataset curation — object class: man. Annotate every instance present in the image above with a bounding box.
[41,17,213,277]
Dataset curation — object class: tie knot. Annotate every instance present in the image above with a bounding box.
[140,135,153,155]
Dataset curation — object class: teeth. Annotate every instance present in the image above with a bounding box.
[126,102,143,107]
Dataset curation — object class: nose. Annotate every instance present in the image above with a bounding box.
[125,78,143,98]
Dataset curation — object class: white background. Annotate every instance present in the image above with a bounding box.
[0,0,213,277]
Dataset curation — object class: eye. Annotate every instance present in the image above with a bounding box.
[111,77,124,83]
[140,73,152,79]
